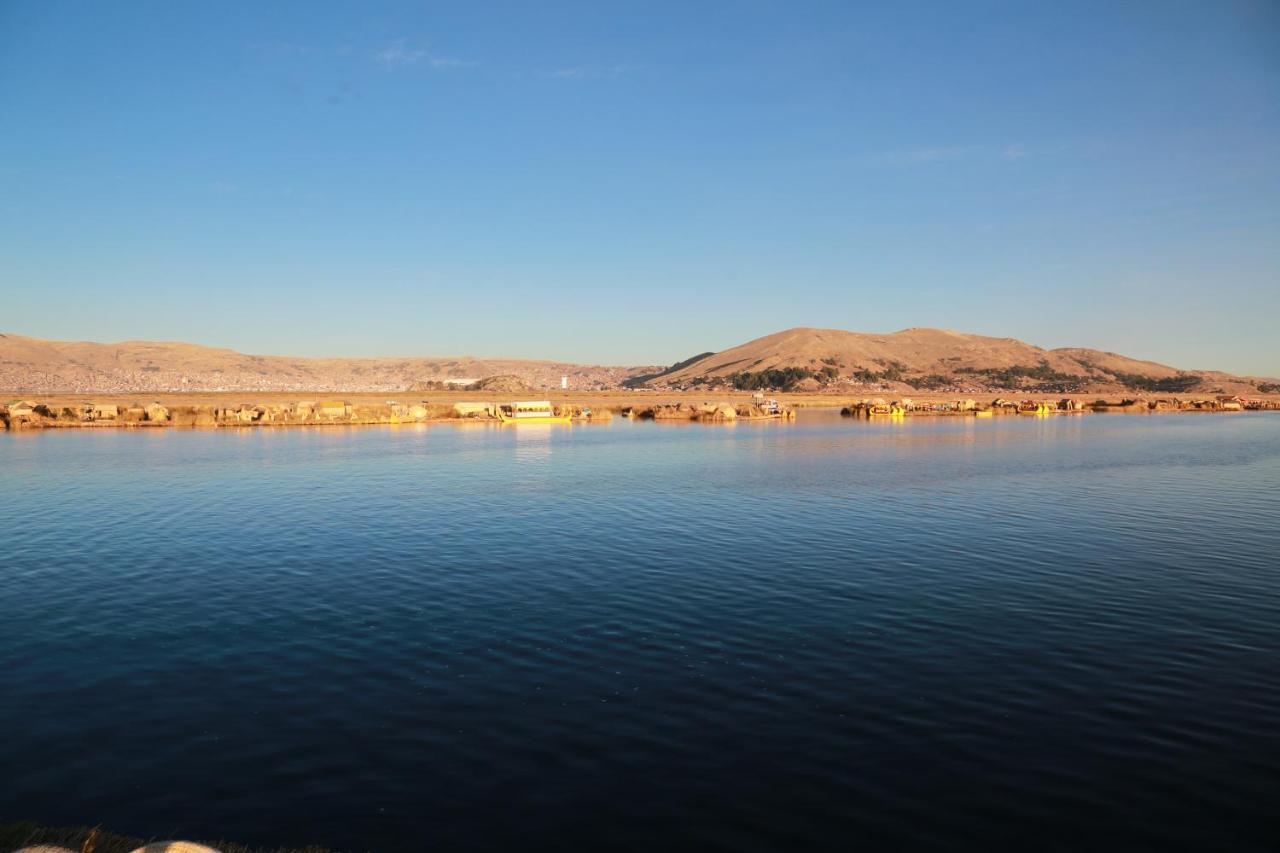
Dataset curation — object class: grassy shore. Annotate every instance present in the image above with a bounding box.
[3,389,1275,432]
[8,388,1278,410]
[0,821,341,853]
[5,388,800,411]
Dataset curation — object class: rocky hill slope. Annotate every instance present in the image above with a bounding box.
[0,334,651,394]
[641,327,1275,395]
[2,328,1272,396]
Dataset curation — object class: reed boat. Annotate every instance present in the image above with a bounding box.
[496,400,572,424]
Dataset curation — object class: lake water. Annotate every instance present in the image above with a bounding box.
[2,412,1278,851]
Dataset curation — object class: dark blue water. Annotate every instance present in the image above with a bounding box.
[3,412,1278,851]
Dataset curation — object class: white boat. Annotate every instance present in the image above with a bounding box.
[495,400,572,424]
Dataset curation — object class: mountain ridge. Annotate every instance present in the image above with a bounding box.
[1,329,1273,395]
[0,333,654,394]
[641,327,1274,394]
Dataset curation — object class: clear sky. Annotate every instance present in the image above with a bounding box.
[2,1,1277,374]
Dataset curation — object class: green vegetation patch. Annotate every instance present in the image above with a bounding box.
[1110,372,1202,393]
[954,361,1082,389]
[851,360,909,383]
[729,367,818,391]
[907,374,952,390]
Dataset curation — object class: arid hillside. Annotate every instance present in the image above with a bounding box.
[638,327,1275,395]
[3,328,1273,396]
[0,334,652,394]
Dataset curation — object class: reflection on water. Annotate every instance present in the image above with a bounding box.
[1,411,1278,852]
[511,423,555,466]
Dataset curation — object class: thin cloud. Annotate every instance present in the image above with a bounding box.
[546,64,639,80]
[877,144,1032,166]
[373,40,475,69]
[254,40,474,69]
[374,41,427,66]
[249,41,321,58]
[881,146,971,165]
[429,56,477,69]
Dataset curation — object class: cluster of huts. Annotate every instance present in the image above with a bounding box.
[622,401,795,421]
[841,396,1274,418]
[2,398,783,429]
[2,400,172,427]
[3,394,1273,431]
[0,400,371,430]
[1080,396,1273,412]
[0,399,623,430]
[841,398,1062,417]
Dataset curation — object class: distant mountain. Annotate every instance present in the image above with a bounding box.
[0,333,652,394]
[1,329,1272,395]
[639,327,1274,395]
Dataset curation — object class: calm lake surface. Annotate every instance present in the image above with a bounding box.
[2,412,1278,851]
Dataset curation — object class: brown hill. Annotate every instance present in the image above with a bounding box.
[649,327,1273,394]
[0,333,652,394]
[466,374,533,393]
[2,328,1271,396]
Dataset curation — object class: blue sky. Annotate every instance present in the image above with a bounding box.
[1,1,1277,373]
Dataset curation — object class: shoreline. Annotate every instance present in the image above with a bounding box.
[4,390,1277,432]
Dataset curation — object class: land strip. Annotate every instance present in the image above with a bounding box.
[3,390,1276,431]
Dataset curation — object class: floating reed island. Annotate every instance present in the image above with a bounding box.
[4,393,1274,431]
[0,397,801,431]
[840,395,1275,417]
[624,400,796,422]
[0,399,618,430]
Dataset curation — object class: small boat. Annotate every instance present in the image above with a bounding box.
[496,400,572,424]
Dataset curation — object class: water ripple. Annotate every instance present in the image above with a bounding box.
[1,412,1278,851]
